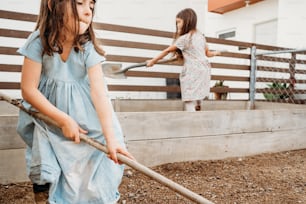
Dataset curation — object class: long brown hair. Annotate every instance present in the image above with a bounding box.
[35,0,105,56]
[174,8,197,39]
[172,8,197,59]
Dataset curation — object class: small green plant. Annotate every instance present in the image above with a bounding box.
[214,80,225,87]
[263,82,289,100]
[214,80,228,100]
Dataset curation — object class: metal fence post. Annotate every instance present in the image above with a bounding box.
[248,45,257,109]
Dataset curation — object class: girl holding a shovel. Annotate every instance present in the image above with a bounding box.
[17,0,133,203]
[147,8,221,111]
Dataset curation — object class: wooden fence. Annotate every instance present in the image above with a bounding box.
[1,9,306,103]
[255,48,306,104]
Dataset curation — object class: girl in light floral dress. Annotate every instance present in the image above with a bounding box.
[147,8,221,111]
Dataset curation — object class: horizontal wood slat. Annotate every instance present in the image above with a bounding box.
[0,47,19,55]
[257,55,291,63]
[98,39,168,51]
[206,37,252,48]
[0,10,37,22]
[211,63,250,70]
[256,99,306,103]
[0,28,31,39]
[211,87,249,93]
[105,55,183,65]
[0,82,20,89]
[125,71,179,79]
[105,55,149,63]
[295,69,306,75]
[256,78,306,84]
[255,44,291,51]
[108,85,181,92]
[257,66,289,73]
[212,75,249,82]
[296,59,306,64]
[256,88,306,94]
[256,78,291,83]
[0,64,22,72]
[0,81,250,94]
[125,71,250,82]
[108,84,249,93]
[221,51,250,59]
[93,22,173,38]
[296,80,306,84]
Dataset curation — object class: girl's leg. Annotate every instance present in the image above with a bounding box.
[184,101,196,112]
[195,100,201,111]
[33,183,49,204]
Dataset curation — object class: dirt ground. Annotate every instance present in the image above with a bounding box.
[1,149,305,204]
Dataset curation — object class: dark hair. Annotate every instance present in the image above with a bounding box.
[36,0,105,56]
[172,8,197,59]
[175,8,197,38]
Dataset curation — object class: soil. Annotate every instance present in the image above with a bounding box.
[1,149,305,204]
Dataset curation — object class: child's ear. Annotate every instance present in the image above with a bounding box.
[47,0,52,11]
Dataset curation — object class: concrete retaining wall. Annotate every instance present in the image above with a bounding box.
[1,100,306,184]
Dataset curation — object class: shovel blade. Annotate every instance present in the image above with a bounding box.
[107,72,127,79]
[102,63,127,79]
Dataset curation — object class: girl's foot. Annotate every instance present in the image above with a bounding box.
[195,105,201,111]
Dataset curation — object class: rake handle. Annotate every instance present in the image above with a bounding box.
[0,92,213,204]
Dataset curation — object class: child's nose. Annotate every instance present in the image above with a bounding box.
[82,5,92,18]
[84,8,91,16]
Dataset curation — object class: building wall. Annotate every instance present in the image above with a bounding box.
[204,0,306,49]
[277,0,306,48]
[204,0,279,45]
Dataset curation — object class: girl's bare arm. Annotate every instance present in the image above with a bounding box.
[147,45,178,67]
[88,63,134,163]
[205,46,221,57]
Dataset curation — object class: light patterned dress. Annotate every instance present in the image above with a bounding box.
[175,30,211,101]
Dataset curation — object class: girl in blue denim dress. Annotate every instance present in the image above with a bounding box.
[17,0,133,203]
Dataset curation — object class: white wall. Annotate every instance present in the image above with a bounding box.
[95,0,206,32]
[1,0,207,32]
[277,0,306,48]
[204,0,306,49]
[204,0,279,44]
[1,0,40,14]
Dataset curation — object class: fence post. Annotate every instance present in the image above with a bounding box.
[248,45,257,110]
[289,53,296,101]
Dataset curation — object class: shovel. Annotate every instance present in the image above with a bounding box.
[102,57,178,79]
